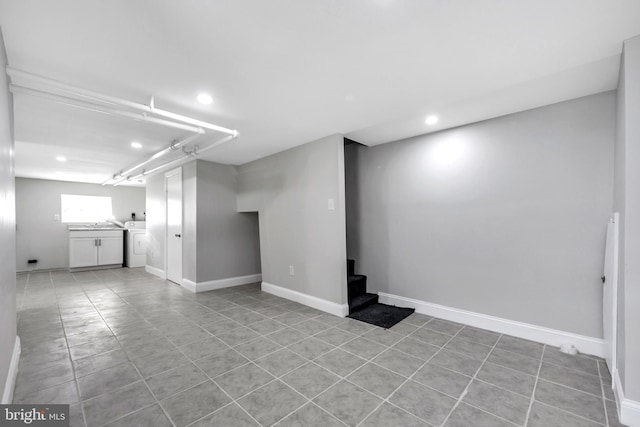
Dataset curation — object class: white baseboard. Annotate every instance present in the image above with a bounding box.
[182,279,197,292]
[614,369,640,427]
[2,336,21,404]
[182,274,263,293]
[378,292,605,358]
[145,265,166,279]
[262,282,348,317]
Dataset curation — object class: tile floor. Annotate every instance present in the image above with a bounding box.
[13,268,625,427]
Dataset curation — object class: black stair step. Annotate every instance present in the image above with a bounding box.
[349,293,378,314]
[348,274,367,304]
[347,259,355,276]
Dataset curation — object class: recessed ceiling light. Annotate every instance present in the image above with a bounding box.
[131,141,142,149]
[425,115,439,125]
[56,156,67,162]
[197,93,213,105]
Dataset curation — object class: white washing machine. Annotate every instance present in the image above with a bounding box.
[124,221,147,268]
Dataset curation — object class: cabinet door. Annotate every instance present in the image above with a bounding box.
[70,238,98,268]
[97,236,123,266]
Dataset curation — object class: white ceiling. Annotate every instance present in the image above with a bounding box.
[1,0,639,186]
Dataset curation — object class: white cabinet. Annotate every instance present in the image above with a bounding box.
[98,236,124,265]
[69,230,123,269]
[69,237,98,268]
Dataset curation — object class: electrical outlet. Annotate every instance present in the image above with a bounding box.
[54,213,60,221]
[289,265,295,276]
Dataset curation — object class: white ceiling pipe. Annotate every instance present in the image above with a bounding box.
[114,155,191,187]
[120,133,237,184]
[149,108,238,137]
[8,84,208,186]
[107,132,202,186]
[6,67,238,137]
[10,84,205,135]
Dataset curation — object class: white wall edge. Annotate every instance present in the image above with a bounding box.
[262,282,348,317]
[145,265,166,280]
[1,336,21,404]
[378,292,605,357]
[194,274,262,293]
[614,369,640,427]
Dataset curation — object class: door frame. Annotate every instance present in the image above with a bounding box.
[604,212,619,378]
[165,167,183,285]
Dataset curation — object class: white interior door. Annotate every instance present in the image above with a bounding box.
[166,168,183,285]
[603,212,619,377]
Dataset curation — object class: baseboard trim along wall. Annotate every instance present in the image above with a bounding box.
[2,336,21,404]
[262,282,349,317]
[181,279,197,293]
[614,369,640,427]
[378,292,605,358]
[182,274,263,293]
[145,265,166,279]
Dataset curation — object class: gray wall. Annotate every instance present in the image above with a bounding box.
[347,92,615,338]
[237,134,348,305]
[145,160,261,284]
[615,35,640,402]
[183,162,197,282]
[0,27,17,401]
[196,160,260,282]
[15,178,145,271]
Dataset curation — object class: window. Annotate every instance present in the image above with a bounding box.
[61,194,113,223]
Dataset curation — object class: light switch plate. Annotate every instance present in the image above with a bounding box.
[328,198,335,210]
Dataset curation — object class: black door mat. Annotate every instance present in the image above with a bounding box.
[348,303,415,329]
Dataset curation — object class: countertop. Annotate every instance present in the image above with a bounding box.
[68,227,124,231]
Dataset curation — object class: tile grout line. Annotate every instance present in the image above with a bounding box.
[522,343,545,427]
[51,271,89,427]
[177,323,347,426]
[438,329,504,427]
[75,275,204,426]
[205,319,414,425]
[528,348,609,427]
[599,360,611,427]
[139,285,317,427]
[531,400,608,427]
[104,276,208,427]
[78,272,179,427]
[336,320,524,426]
[355,319,466,427]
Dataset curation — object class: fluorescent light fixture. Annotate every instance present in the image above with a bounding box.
[197,93,213,105]
[56,156,67,162]
[131,141,142,149]
[425,115,439,125]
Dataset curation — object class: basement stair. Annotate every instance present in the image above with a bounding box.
[347,259,378,314]
[347,259,415,328]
